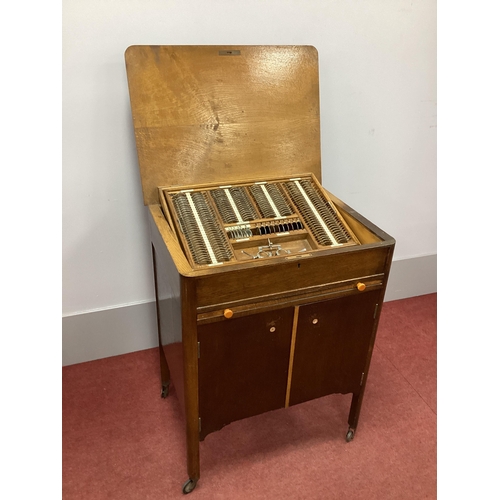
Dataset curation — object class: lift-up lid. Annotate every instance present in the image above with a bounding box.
[125,45,321,205]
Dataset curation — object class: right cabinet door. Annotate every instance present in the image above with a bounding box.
[289,290,379,406]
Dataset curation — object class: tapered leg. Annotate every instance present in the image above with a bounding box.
[346,388,367,442]
[347,289,387,440]
[348,391,363,431]
[181,277,200,492]
[159,345,171,398]
[152,244,171,398]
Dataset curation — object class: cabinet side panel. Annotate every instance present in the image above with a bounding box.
[150,209,186,414]
[150,211,182,345]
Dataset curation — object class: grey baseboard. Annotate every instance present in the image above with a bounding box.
[62,301,158,367]
[384,254,437,302]
[62,254,436,366]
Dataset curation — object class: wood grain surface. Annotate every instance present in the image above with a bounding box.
[125,45,321,205]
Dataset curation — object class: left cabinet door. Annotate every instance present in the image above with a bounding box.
[198,307,294,440]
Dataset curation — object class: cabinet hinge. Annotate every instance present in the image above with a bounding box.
[373,303,379,319]
[198,417,201,433]
[360,372,365,386]
[197,342,200,359]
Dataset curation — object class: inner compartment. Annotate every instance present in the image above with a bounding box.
[160,174,361,268]
[232,233,316,262]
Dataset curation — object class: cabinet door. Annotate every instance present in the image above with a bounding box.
[289,291,379,406]
[198,307,294,440]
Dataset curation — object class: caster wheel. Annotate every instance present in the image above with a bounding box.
[161,384,170,398]
[182,478,197,494]
[346,429,355,442]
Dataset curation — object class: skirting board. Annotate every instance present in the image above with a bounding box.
[384,254,436,302]
[62,254,436,366]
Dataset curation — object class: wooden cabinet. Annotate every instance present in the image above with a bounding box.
[125,45,395,493]
[150,230,393,493]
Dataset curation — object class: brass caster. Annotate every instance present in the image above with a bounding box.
[161,383,170,398]
[346,428,355,442]
[182,478,198,494]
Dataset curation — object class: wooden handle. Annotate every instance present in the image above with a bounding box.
[223,309,234,319]
[357,282,366,292]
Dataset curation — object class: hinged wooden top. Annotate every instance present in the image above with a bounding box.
[125,45,321,205]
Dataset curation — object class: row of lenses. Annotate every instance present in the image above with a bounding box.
[226,225,252,239]
[172,194,213,265]
[171,192,233,265]
[248,183,293,219]
[228,187,259,221]
[210,189,238,223]
[225,219,304,240]
[284,181,351,246]
[191,192,233,262]
[297,180,351,244]
[256,219,303,236]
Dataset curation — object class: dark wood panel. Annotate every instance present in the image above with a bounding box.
[289,291,379,406]
[198,307,294,439]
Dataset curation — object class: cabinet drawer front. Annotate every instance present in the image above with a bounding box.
[196,275,383,323]
[198,307,294,439]
[195,246,389,308]
[289,291,379,406]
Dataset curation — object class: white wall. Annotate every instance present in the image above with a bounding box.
[62,0,436,317]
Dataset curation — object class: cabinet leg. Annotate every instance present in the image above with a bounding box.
[348,391,364,434]
[185,419,200,487]
[345,392,360,442]
[152,244,171,398]
[159,345,171,398]
[182,277,200,486]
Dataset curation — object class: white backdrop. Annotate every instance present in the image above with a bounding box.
[62,0,436,317]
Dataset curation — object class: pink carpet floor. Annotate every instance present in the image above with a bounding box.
[63,293,436,499]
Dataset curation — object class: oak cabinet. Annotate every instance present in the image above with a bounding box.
[126,45,395,494]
